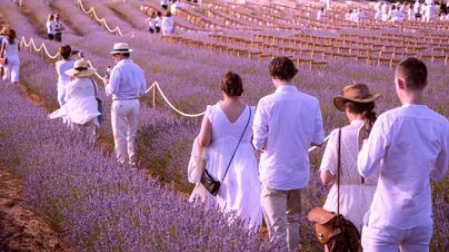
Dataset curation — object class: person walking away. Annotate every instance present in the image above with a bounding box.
[320,84,380,232]
[252,56,324,251]
[147,12,158,33]
[54,14,65,42]
[0,29,20,85]
[55,45,75,106]
[0,26,9,79]
[358,57,449,252]
[103,43,146,166]
[189,71,262,231]
[161,11,174,35]
[46,14,55,40]
[49,58,101,144]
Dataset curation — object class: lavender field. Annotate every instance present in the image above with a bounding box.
[1,0,449,251]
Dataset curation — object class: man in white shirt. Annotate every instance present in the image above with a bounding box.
[253,56,324,251]
[104,43,147,166]
[358,57,449,252]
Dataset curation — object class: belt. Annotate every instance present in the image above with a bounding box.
[113,97,138,101]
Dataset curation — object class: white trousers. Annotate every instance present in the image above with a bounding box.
[3,57,20,83]
[111,100,140,164]
[57,87,66,106]
[362,223,432,252]
[261,184,302,252]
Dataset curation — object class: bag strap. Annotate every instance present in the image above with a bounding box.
[337,128,342,218]
[221,106,251,181]
[91,80,99,97]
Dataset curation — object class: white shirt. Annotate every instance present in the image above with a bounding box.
[46,21,56,35]
[55,59,75,88]
[161,16,174,34]
[253,85,324,190]
[358,104,449,229]
[155,17,162,27]
[54,20,64,33]
[105,59,146,100]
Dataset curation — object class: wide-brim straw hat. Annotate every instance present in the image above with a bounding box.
[65,59,97,78]
[110,42,133,54]
[333,84,381,111]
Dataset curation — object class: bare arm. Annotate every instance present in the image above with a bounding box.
[320,170,336,186]
[198,113,212,148]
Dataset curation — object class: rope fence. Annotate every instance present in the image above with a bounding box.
[75,0,135,37]
[19,36,329,151]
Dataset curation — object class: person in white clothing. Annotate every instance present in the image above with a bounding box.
[253,57,324,251]
[423,1,437,22]
[390,5,404,23]
[146,12,159,33]
[190,71,262,231]
[161,11,175,35]
[358,57,449,252]
[54,14,65,42]
[320,84,380,232]
[170,0,186,15]
[161,0,169,10]
[103,43,147,166]
[55,45,75,106]
[374,1,383,20]
[407,3,416,21]
[46,14,55,40]
[0,26,9,79]
[317,7,326,21]
[49,59,101,144]
[0,29,20,84]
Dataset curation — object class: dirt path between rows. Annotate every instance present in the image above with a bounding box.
[0,169,74,252]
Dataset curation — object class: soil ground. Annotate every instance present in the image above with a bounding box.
[0,168,73,252]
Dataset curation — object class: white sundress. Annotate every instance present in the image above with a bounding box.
[320,120,378,231]
[188,103,262,231]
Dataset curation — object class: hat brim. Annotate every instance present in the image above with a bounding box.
[333,93,381,111]
[110,49,133,54]
[65,68,97,78]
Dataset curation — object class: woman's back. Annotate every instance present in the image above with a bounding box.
[4,40,19,58]
[66,78,95,100]
[205,102,261,231]
[208,103,253,145]
[320,120,377,230]
[56,59,74,86]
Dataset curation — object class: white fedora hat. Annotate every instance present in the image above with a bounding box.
[110,42,133,54]
[65,59,97,78]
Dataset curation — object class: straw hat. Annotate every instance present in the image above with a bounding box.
[333,84,381,111]
[65,59,97,78]
[110,42,133,54]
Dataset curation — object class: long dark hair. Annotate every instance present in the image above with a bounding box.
[345,101,377,131]
[8,29,16,44]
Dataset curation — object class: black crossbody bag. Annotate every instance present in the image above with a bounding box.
[200,107,251,196]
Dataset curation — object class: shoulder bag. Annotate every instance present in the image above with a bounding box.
[307,129,362,252]
[91,80,104,124]
[200,107,251,196]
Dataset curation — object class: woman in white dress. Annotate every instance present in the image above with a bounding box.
[320,84,380,231]
[55,45,75,106]
[0,29,20,84]
[49,59,100,144]
[190,71,262,231]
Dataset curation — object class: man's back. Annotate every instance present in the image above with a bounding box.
[253,85,324,190]
[359,104,449,228]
